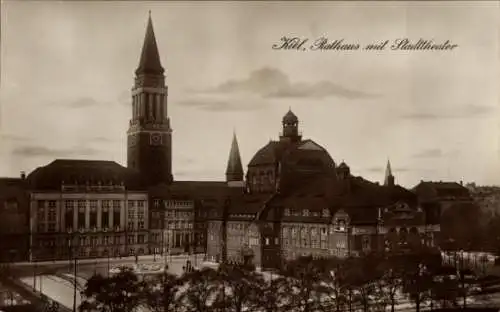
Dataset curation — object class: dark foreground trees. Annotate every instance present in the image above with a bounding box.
[78,250,481,312]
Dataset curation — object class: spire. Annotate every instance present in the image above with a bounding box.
[384,159,395,186]
[135,12,165,76]
[225,131,244,182]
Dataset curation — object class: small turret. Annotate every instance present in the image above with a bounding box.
[279,108,302,143]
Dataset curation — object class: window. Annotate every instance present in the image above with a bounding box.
[65,200,74,209]
[37,223,45,233]
[102,209,109,229]
[303,209,310,217]
[336,219,346,232]
[128,222,134,230]
[90,206,97,228]
[37,200,45,209]
[65,207,73,230]
[113,200,121,209]
[322,209,330,218]
[128,235,135,244]
[102,200,111,209]
[47,223,56,232]
[78,206,86,229]
[137,201,145,208]
[128,208,135,222]
[113,206,121,228]
[47,208,56,221]
[78,200,86,209]
[37,208,45,221]
[128,200,135,208]
[153,199,160,208]
[362,235,370,251]
[265,238,270,245]
[91,237,98,247]
[103,236,110,245]
[138,235,144,244]
[138,221,145,229]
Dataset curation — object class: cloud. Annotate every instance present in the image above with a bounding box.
[365,166,411,173]
[12,145,100,158]
[68,97,101,108]
[0,133,32,142]
[89,136,118,143]
[196,67,379,100]
[412,149,461,159]
[412,148,443,158]
[178,97,268,112]
[401,104,496,120]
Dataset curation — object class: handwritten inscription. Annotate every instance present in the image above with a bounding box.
[272,37,459,52]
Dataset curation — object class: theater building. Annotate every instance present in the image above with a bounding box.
[207,110,441,269]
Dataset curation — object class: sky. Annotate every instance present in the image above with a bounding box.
[0,1,499,188]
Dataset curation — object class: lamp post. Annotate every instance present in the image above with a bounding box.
[67,229,77,312]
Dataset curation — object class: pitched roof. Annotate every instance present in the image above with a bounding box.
[413,181,471,198]
[26,159,145,190]
[135,13,164,76]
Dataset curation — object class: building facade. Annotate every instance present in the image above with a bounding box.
[207,111,442,270]
[27,160,149,261]
[0,177,30,262]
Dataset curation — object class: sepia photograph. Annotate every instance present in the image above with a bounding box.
[0,1,499,311]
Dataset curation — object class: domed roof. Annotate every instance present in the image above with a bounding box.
[282,109,298,124]
[248,139,335,171]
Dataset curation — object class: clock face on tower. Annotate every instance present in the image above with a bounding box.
[150,132,163,145]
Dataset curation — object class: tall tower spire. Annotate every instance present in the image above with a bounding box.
[226,131,244,184]
[384,159,395,186]
[127,13,173,186]
[135,12,164,76]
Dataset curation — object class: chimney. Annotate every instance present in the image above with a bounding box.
[460,180,463,186]
[20,171,26,180]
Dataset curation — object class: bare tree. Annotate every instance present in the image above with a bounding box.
[177,267,220,312]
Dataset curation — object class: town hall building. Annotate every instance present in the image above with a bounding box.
[0,14,441,265]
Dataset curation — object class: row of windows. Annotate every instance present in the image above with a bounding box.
[151,211,194,219]
[153,199,193,208]
[284,208,331,218]
[38,200,147,210]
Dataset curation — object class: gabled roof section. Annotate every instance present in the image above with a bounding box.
[413,181,472,199]
[135,12,165,76]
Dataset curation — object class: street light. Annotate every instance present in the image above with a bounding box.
[67,229,78,312]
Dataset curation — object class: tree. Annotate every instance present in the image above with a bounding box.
[345,255,383,312]
[400,253,435,312]
[314,257,351,312]
[430,266,460,309]
[143,268,182,312]
[456,267,477,309]
[255,276,288,312]
[278,256,327,312]
[214,263,262,312]
[376,255,404,312]
[79,268,144,312]
[177,267,220,312]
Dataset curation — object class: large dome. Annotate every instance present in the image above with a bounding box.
[248,139,335,171]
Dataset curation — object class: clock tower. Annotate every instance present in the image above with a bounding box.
[127,13,173,185]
